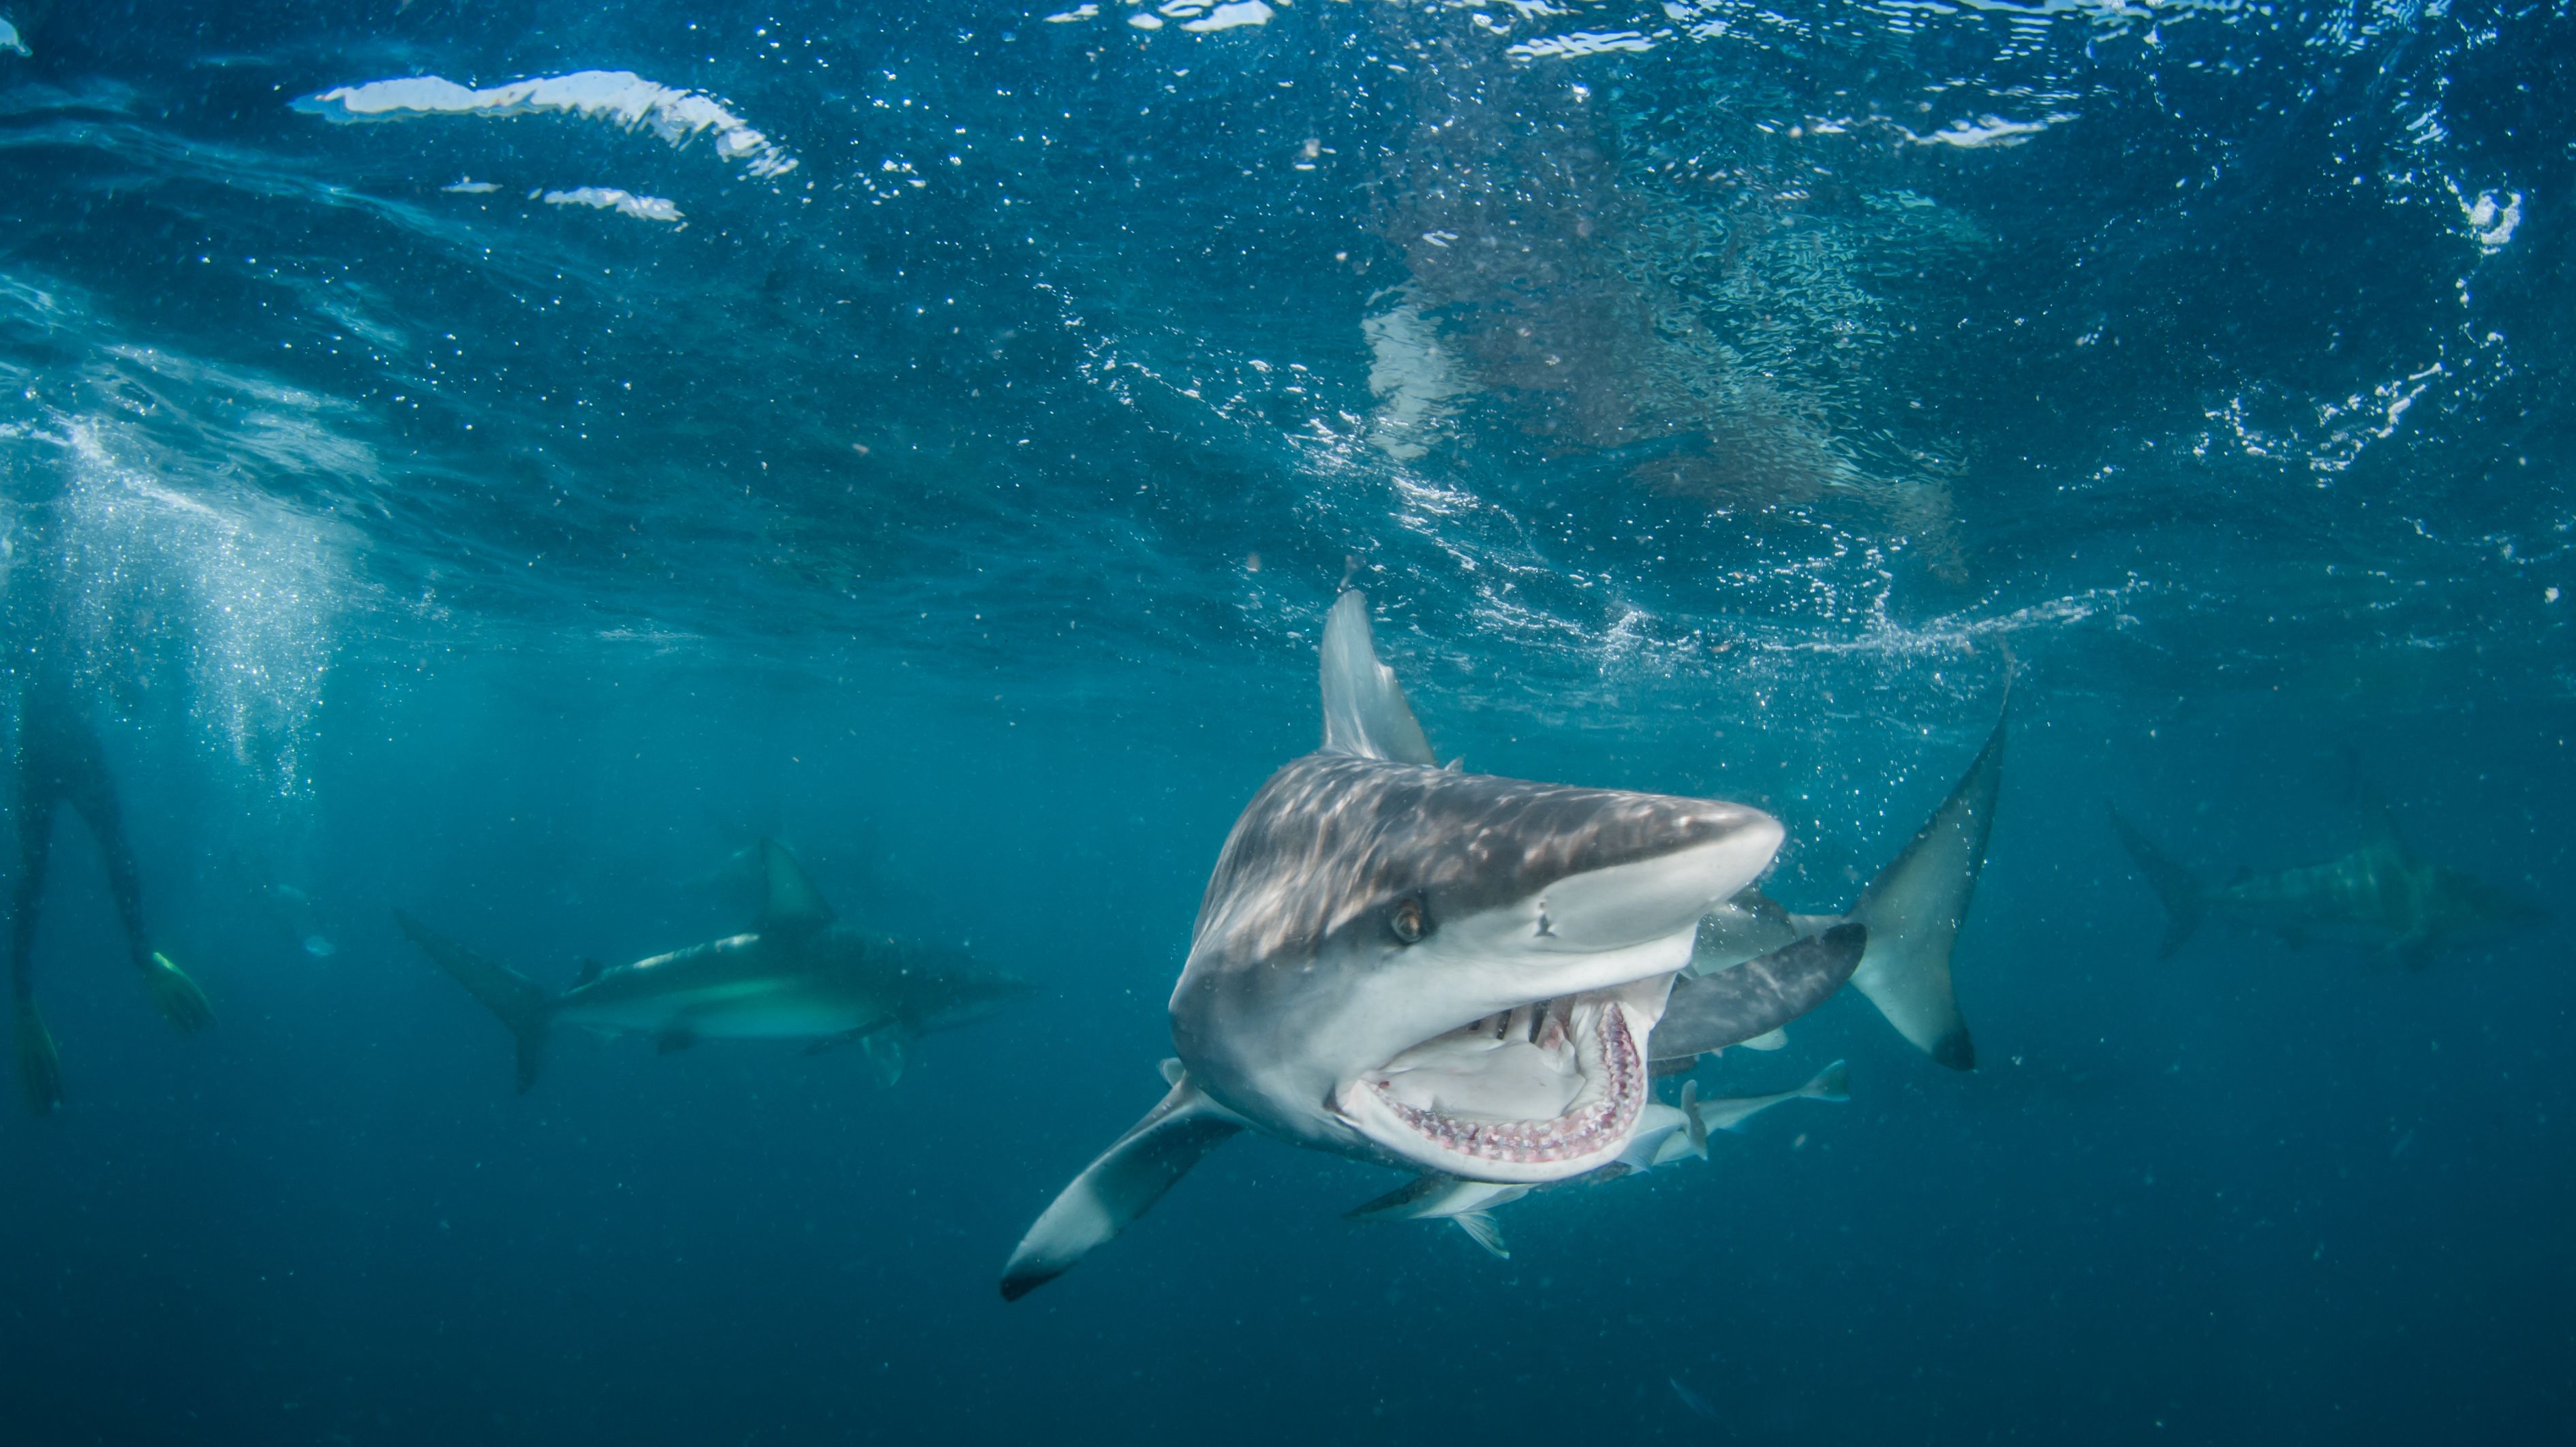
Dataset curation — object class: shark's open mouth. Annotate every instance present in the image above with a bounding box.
[1338,991,1651,1182]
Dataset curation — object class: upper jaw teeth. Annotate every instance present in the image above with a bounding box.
[1362,999,1645,1169]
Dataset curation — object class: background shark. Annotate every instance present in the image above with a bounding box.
[398,839,1027,1091]
[999,591,1864,1300]
[1347,1059,1852,1259]
[2109,800,2545,969]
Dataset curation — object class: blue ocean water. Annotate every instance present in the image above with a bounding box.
[1,0,2570,1441]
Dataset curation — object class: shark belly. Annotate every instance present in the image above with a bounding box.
[558,978,889,1040]
[2213,858,2413,945]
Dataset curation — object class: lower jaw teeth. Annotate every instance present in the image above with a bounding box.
[1378,1006,1641,1164]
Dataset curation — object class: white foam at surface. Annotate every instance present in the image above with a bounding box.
[1904,113,2076,148]
[296,71,799,179]
[1509,30,1664,61]
[1362,295,1475,461]
[2462,189,2521,253]
[440,178,501,194]
[542,187,685,224]
[1180,1,1274,31]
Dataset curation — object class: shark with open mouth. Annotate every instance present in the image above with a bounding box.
[999,591,1867,1298]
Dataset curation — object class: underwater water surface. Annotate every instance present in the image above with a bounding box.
[1,1,2571,1442]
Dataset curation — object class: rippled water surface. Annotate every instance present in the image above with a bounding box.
[1,2,2571,1443]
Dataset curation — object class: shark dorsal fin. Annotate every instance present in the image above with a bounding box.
[756,839,835,935]
[1319,589,1437,766]
[1732,887,1794,928]
[2357,789,2410,861]
[572,957,606,989]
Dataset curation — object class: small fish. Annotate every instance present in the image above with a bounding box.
[1670,1374,1722,1422]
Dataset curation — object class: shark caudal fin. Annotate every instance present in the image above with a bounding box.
[1450,1212,1510,1260]
[2106,805,2205,959]
[1843,702,2006,1072]
[1801,1058,1852,1103]
[1319,589,1438,766]
[394,911,553,1093]
[1000,1069,1244,1301]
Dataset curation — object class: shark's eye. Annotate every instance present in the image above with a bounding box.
[1385,892,1431,945]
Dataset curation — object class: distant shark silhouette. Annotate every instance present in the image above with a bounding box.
[998,591,1884,1300]
[2109,800,2544,969]
[398,840,1027,1091]
[1347,1057,1850,1259]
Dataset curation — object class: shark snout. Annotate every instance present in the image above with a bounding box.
[1500,798,1783,954]
[1534,815,1783,950]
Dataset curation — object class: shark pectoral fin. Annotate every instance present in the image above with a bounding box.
[656,1027,699,1055]
[1648,923,1867,1061]
[755,839,836,935]
[1678,1081,1708,1160]
[1738,1027,1789,1051]
[803,1025,879,1057]
[1000,1075,1244,1301]
[1347,1173,1460,1220]
[1317,589,1437,766]
[1450,1212,1510,1260]
[862,1030,908,1086]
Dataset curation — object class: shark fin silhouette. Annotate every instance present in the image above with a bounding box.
[1000,1071,1244,1300]
[2108,804,2205,959]
[1845,702,2006,1070]
[1318,589,1437,766]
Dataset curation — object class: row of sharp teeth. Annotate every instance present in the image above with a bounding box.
[1460,996,1571,1046]
[1375,1006,1645,1165]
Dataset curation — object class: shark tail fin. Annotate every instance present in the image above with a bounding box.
[1844,704,2006,1071]
[1000,1071,1244,1301]
[2106,804,2205,959]
[1801,1059,1852,1104]
[395,910,553,1093]
[1450,1211,1510,1260]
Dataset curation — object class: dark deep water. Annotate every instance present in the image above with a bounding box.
[2,1,2572,1442]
